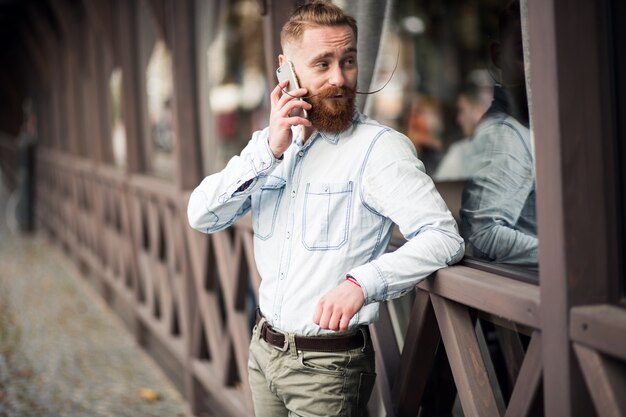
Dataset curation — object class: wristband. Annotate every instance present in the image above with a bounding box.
[346,275,361,288]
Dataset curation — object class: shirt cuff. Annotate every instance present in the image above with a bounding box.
[346,262,387,305]
[250,132,282,176]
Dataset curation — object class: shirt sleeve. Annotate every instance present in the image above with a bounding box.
[187,128,283,233]
[459,122,538,265]
[347,131,465,305]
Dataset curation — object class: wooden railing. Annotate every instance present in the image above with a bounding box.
[36,148,626,417]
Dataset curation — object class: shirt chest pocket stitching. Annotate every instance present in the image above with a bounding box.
[302,181,353,250]
[253,176,286,240]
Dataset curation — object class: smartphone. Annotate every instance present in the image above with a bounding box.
[276,61,308,119]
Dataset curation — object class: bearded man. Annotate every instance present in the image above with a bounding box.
[187,2,464,416]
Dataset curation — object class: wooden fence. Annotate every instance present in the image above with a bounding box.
[35,148,563,417]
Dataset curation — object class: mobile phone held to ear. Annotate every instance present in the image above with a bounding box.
[276,61,308,119]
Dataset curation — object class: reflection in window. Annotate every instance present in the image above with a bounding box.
[146,40,175,179]
[369,1,536,270]
[206,0,267,171]
[109,68,126,168]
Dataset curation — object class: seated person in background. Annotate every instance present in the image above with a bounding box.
[433,82,492,181]
[460,0,538,267]
[406,93,444,175]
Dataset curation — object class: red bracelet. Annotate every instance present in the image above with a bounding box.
[346,276,361,288]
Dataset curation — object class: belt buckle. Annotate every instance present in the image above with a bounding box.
[272,326,290,352]
[268,324,289,352]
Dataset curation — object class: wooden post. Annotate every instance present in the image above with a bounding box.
[529,0,619,415]
[169,0,203,190]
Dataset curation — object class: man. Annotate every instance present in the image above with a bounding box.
[187,2,464,415]
[460,1,537,267]
[434,82,493,181]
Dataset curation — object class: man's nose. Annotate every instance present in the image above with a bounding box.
[328,66,345,87]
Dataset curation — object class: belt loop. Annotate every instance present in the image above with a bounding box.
[360,327,368,352]
[289,334,298,358]
[257,317,267,341]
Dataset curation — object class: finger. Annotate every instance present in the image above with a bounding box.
[276,87,308,108]
[339,312,353,332]
[284,116,312,127]
[313,301,323,325]
[279,100,311,120]
[328,311,341,331]
[270,80,289,106]
[318,305,333,329]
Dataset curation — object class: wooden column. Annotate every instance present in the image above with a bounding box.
[529,0,619,415]
[83,0,116,165]
[49,0,86,157]
[169,0,203,189]
[29,6,63,151]
[116,0,146,173]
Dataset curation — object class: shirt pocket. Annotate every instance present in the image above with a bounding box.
[302,181,353,250]
[253,176,286,240]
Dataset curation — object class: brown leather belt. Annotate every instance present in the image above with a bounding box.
[256,309,367,352]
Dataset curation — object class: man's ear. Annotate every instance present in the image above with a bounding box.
[490,42,502,70]
[278,54,286,67]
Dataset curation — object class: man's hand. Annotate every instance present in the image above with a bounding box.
[268,80,312,159]
[313,280,365,332]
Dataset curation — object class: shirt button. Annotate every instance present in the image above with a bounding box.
[291,190,296,198]
[286,232,290,239]
[273,314,279,321]
[298,151,304,157]
[280,272,285,279]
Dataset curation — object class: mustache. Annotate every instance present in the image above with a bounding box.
[311,86,356,100]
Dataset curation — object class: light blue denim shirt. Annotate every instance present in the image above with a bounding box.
[460,87,538,266]
[188,112,464,335]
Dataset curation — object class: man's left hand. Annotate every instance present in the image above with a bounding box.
[313,280,365,332]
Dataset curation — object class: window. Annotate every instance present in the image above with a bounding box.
[199,0,268,173]
[370,0,538,274]
[109,68,126,168]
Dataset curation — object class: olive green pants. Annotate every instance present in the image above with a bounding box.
[247,319,377,417]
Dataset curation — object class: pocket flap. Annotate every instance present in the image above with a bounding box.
[261,175,287,190]
[306,181,353,194]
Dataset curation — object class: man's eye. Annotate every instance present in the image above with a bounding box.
[317,62,329,69]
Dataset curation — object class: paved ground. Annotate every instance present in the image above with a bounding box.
[0,182,190,416]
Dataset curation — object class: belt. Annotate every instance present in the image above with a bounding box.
[256,310,367,352]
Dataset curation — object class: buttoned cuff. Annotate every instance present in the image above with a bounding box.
[250,132,282,176]
[222,134,283,202]
[346,262,388,305]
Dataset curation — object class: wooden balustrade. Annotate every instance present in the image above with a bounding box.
[35,148,626,417]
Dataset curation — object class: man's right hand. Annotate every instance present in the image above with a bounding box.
[268,80,312,159]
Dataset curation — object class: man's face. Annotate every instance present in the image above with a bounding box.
[281,25,358,133]
[456,95,487,137]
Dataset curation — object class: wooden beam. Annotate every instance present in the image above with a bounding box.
[370,301,401,417]
[419,266,540,328]
[574,344,626,417]
[430,294,500,417]
[504,331,542,417]
[570,305,626,362]
[392,290,440,417]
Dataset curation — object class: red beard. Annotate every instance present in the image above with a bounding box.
[305,86,356,133]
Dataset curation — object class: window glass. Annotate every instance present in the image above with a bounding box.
[206,0,268,171]
[109,68,126,168]
[146,40,175,179]
[370,0,538,272]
